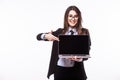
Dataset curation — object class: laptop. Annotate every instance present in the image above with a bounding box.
[58,35,90,58]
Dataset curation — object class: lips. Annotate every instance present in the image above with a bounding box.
[70,20,76,24]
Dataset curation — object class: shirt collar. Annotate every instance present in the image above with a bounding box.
[68,27,77,32]
[65,27,78,35]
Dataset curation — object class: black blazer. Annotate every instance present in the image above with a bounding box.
[36,28,91,79]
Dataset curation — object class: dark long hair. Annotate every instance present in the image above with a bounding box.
[62,5,83,34]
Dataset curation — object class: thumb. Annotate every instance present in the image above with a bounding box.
[48,30,53,34]
[51,30,53,33]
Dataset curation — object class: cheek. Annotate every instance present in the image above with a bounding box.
[68,19,72,25]
[67,18,70,22]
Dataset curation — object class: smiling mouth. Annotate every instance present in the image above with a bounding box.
[70,21,76,24]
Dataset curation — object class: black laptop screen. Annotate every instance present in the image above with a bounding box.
[58,35,89,55]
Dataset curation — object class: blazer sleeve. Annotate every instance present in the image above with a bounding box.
[87,29,91,50]
[36,28,63,41]
[83,28,91,61]
[36,33,48,41]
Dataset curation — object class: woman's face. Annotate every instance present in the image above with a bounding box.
[68,10,78,27]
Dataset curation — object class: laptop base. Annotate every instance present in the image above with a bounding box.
[59,55,91,58]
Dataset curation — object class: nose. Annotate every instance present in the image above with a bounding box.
[71,17,75,20]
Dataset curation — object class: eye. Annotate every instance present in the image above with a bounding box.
[74,15,78,18]
[68,15,73,17]
[68,15,78,18]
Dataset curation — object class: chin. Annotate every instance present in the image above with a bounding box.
[70,25,76,28]
[70,23,77,27]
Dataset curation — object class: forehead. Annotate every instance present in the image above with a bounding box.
[68,10,77,15]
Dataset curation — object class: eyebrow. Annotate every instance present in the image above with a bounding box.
[68,14,78,16]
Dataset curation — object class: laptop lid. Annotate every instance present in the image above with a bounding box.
[58,35,90,58]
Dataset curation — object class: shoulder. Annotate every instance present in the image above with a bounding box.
[56,28,63,32]
[82,27,89,31]
[81,27,90,35]
[52,28,63,36]
[54,28,64,33]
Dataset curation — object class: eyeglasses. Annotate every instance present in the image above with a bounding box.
[68,14,78,19]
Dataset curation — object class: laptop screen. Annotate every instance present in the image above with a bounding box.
[58,35,89,55]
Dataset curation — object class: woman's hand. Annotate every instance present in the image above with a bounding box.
[67,56,83,62]
[44,31,59,41]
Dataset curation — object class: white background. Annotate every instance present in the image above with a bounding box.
[0,0,120,80]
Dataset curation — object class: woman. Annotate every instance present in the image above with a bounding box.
[37,5,91,80]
